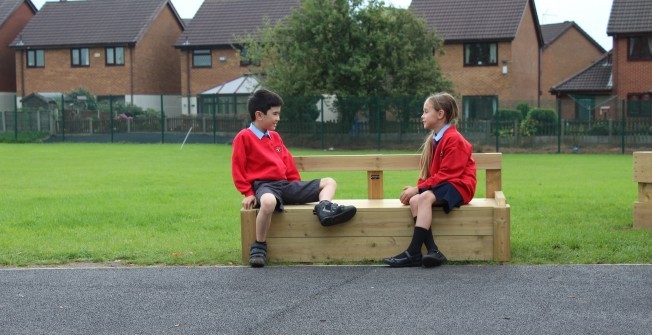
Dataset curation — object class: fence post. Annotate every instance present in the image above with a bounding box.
[160,94,165,144]
[621,99,625,154]
[212,96,217,144]
[13,95,18,141]
[110,95,114,143]
[557,97,561,153]
[320,96,324,151]
[60,94,65,142]
[1,111,5,132]
[376,96,381,151]
[494,100,500,152]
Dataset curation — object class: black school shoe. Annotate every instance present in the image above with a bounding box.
[313,200,357,226]
[382,250,422,267]
[249,242,267,268]
[422,249,447,268]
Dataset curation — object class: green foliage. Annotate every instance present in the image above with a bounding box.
[516,102,530,119]
[66,87,98,111]
[527,108,557,124]
[244,0,452,99]
[519,118,539,137]
[496,109,522,122]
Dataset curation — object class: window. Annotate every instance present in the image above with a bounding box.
[198,95,249,115]
[71,48,90,67]
[193,49,211,67]
[106,47,125,65]
[464,42,498,66]
[628,36,652,60]
[239,47,260,66]
[627,93,652,117]
[27,49,44,68]
[463,96,497,120]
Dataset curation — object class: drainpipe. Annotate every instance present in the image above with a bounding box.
[186,49,191,115]
[537,47,542,108]
[129,45,134,104]
[20,49,25,98]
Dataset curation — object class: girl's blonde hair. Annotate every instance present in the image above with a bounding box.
[418,93,460,180]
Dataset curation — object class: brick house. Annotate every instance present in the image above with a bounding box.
[551,0,652,121]
[607,0,652,120]
[410,0,543,120]
[540,21,606,107]
[0,0,36,111]
[175,0,296,115]
[10,0,185,113]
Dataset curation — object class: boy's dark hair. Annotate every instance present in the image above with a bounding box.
[247,89,284,121]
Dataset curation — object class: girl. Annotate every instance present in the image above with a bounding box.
[383,93,476,268]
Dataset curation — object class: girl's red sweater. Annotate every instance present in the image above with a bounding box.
[231,128,300,197]
[417,125,477,204]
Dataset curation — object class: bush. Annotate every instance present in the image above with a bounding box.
[527,108,557,124]
[519,118,539,137]
[496,108,522,122]
[516,102,530,119]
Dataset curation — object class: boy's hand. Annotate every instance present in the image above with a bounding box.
[242,195,257,209]
[400,186,418,205]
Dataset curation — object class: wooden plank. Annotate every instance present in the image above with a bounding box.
[633,202,652,229]
[266,235,493,262]
[495,191,507,207]
[633,151,652,183]
[493,206,511,261]
[638,183,652,203]
[240,209,257,263]
[294,153,501,172]
[268,206,495,238]
[368,170,383,199]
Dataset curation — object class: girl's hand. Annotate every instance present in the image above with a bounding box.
[400,186,418,205]
[242,195,257,209]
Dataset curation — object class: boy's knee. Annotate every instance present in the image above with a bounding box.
[259,194,277,210]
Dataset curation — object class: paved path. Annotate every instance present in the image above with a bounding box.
[1,265,650,334]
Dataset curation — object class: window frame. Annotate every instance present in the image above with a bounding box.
[192,49,212,68]
[26,49,45,68]
[105,47,125,66]
[627,36,652,61]
[71,48,90,67]
[463,42,498,67]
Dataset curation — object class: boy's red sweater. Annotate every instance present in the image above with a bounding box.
[231,128,300,197]
[417,125,477,204]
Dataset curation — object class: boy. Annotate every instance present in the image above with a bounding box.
[231,89,357,268]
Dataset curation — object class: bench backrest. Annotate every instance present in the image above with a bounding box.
[294,153,502,200]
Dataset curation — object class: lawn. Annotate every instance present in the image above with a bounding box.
[0,143,649,266]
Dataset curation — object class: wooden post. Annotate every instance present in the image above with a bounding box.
[493,191,510,261]
[240,209,257,263]
[633,151,652,229]
[368,170,383,199]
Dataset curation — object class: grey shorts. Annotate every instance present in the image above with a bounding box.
[419,182,463,214]
[253,179,321,212]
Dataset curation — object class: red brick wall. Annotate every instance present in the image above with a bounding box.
[613,37,652,100]
[541,27,605,101]
[0,2,34,92]
[436,1,539,108]
[15,4,182,97]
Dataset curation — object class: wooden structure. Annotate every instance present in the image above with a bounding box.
[240,153,510,263]
[633,151,652,229]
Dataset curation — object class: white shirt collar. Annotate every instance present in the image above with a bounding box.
[249,123,270,140]
[433,123,451,142]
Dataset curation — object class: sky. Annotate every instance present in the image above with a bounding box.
[29,0,613,50]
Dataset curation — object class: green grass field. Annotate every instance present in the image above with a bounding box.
[0,143,650,267]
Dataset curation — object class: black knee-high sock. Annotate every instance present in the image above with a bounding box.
[406,226,428,255]
[414,217,438,251]
[425,229,439,251]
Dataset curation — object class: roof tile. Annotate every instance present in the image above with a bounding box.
[607,0,652,34]
[551,52,613,93]
[176,0,297,47]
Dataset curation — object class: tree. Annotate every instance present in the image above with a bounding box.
[243,0,452,127]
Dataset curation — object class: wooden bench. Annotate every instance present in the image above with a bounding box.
[633,151,652,229]
[240,153,510,263]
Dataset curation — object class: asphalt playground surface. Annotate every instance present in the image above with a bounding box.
[1,264,650,334]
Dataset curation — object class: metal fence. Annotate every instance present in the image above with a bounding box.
[2,94,651,153]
